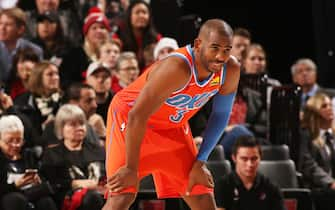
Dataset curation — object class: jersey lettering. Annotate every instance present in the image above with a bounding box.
[166,89,219,123]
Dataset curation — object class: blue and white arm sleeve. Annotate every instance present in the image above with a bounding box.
[196,92,236,162]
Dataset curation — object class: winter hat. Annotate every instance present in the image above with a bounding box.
[82,7,111,35]
[86,61,111,77]
[153,37,179,60]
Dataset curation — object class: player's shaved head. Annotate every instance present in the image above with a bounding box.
[198,19,233,41]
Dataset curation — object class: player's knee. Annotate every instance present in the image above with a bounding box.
[102,193,137,210]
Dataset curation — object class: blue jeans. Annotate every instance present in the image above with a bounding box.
[219,124,254,159]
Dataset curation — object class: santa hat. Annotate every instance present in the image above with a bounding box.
[153,37,179,60]
[82,7,111,35]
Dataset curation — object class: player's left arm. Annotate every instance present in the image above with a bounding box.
[197,56,240,162]
[185,56,240,194]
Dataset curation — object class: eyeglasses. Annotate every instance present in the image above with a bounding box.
[3,138,24,147]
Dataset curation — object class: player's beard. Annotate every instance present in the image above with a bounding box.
[199,49,214,73]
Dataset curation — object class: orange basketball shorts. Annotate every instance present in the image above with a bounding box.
[105,100,213,198]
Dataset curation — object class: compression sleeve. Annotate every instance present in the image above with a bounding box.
[196,92,236,162]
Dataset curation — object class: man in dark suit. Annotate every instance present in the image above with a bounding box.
[291,58,335,109]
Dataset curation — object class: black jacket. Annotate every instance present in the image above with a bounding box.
[297,129,334,189]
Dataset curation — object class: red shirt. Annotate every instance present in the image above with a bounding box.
[9,80,27,100]
[228,95,247,125]
[111,75,122,93]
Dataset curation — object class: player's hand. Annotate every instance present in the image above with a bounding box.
[105,166,139,193]
[185,160,214,195]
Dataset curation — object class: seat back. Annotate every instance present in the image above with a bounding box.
[282,188,314,210]
[208,145,225,162]
[239,73,268,104]
[206,160,231,184]
[261,144,290,160]
[269,85,302,162]
[258,160,298,188]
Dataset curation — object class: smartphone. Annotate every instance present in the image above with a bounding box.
[24,169,38,175]
[0,83,4,93]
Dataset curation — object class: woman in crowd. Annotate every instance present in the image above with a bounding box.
[6,47,39,100]
[0,115,57,210]
[242,43,281,86]
[41,104,105,210]
[60,7,111,89]
[14,61,62,137]
[301,93,335,175]
[31,10,72,62]
[117,0,161,71]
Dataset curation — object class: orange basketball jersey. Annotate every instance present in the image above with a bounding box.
[115,45,226,129]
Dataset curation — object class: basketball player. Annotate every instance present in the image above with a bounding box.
[103,18,240,210]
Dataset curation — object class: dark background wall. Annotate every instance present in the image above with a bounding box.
[151,0,334,87]
[311,0,335,88]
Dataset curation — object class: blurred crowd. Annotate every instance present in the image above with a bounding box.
[1,1,335,210]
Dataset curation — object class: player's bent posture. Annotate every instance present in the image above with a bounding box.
[103,18,240,210]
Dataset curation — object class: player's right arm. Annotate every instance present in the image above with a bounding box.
[107,56,191,192]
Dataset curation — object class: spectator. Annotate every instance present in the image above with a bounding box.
[105,0,122,22]
[297,94,335,210]
[302,93,335,175]
[60,7,111,89]
[143,42,156,67]
[153,37,179,61]
[24,0,82,46]
[215,136,285,210]
[242,43,280,86]
[106,0,122,19]
[0,7,43,83]
[117,0,161,70]
[241,43,281,106]
[6,47,39,100]
[0,0,18,9]
[40,83,103,148]
[14,61,61,136]
[86,61,114,122]
[98,38,122,73]
[98,38,122,94]
[40,104,105,210]
[0,115,57,210]
[63,83,105,141]
[242,43,267,74]
[31,10,73,63]
[0,88,39,148]
[290,58,335,109]
[111,51,140,93]
[231,27,251,62]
